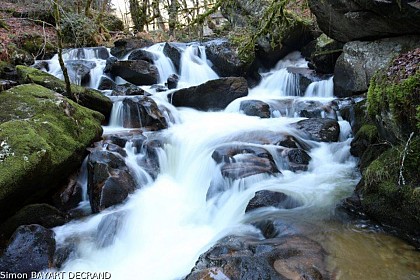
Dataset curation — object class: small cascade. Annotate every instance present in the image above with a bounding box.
[145,43,177,83]
[35,41,420,280]
[44,47,109,89]
[179,44,219,87]
[304,76,334,98]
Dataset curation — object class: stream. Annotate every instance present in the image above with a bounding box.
[39,43,420,280]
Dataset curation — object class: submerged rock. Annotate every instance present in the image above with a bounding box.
[169,77,248,111]
[0,225,56,275]
[245,190,301,212]
[0,84,103,223]
[293,118,340,142]
[239,100,270,118]
[185,235,328,280]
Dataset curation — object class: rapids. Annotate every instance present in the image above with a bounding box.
[39,43,420,280]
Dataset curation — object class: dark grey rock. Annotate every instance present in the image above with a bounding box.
[110,60,159,86]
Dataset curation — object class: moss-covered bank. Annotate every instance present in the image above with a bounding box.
[352,49,420,245]
[16,65,113,123]
[0,84,103,222]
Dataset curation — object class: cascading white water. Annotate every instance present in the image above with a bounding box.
[45,48,109,89]
[178,45,219,87]
[40,43,420,280]
[305,76,334,98]
[144,43,177,83]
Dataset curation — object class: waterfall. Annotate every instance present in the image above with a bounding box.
[304,76,334,98]
[34,42,419,280]
[45,47,109,89]
[178,44,219,87]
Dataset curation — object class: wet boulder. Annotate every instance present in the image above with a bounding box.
[163,42,183,72]
[87,150,137,213]
[293,118,340,142]
[169,77,248,111]
[167,74,179,89]
[0,225,56,275]
[97,76,116,90]
[185,235,328,280]
[111,83,146,96]
[52,175,84,211]
[278,148,312,172]
[110,60,159,86]
[239,100,270,118]
[204,39,249,77]
[121,96,168,130]
[252,219,300,239]
[128,49,157,63]
[110,38,154,58]
[245,190,302,213]
[212,145,273,164]
[104,56,118,74]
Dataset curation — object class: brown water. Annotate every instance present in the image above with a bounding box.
[313,222,420,280]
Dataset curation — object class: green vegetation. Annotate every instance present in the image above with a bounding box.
[368,72,420,133]
[16,65,112,120]
[362,141,420,233]
[61,12,98,47]
[0,84,103,218]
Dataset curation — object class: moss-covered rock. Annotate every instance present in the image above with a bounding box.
[0,84,103,222]
[368,67,420,141]
[16,65,113,123]
[350,49,420,245]
[360,141,420,237]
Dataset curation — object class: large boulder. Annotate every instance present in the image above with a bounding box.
[65,60,96,86]
[121,96,168,130]
[0,84,103,222]
[110,38,154,58]
[169,77,248,111]
[87,150,137,213]
[0,225,56,275]
[185,235,328,280]
[239,100,271,118]
[110,60,159,86]
[293,118,340,142]
[334,36,420,97]
[204,39,249,77]
[308,0,420,43]
[16,65,113,123]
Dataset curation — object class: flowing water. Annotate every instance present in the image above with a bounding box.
[42,44,419,280]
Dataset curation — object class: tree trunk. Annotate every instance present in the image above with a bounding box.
[168,0,177,36]
[129,0,146,32]
[85,0,93,17]
[52,0,72,98]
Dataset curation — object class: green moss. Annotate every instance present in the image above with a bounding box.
[0,18,9,30]
[355,124,378,143]
[368,71,420,134]
[15,65,112,120]
[361,138,420,233]
[0,84,103,218]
